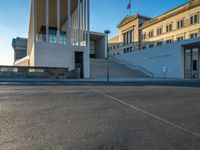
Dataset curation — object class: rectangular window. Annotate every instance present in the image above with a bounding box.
[149,44,154,48]
[130,47,133,52]
[166,23,173,32]
[127,48,130,53]
[166,39,172,44]
[177,36,184,41]
[157,28,163,35]
[177,20,184,29]
[142,33,146,40]
[190,33,198,39]
[190,14,199,25]
[149,30,154,38]
[142,46,146,49]
[157,41,163,46]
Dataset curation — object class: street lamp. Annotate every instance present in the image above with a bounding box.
[104,30,111,83]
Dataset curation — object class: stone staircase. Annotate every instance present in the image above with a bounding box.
[90,59,150,78]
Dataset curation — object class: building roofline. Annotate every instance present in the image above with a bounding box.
[141,0,200,29]
[117,14,151,28]
[90,31,106,36]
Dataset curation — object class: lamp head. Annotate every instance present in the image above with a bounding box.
[104,30,111,34]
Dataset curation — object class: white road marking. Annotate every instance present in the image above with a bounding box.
[92,88,200,137]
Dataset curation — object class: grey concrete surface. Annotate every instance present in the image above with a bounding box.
[0,85,200,150]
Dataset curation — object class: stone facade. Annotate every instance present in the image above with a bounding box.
[109,0,200,56]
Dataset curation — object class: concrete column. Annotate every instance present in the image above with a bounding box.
[57,0,60,43]
[87,0,90,47]
[46,0,49,42]
[67,0,71,45]
[84,0,87,45]
[78,0,81,46]
[33,0,37,43]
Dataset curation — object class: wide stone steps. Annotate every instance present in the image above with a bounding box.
[90,59,149,78]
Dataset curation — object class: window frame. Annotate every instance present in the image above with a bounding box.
[149,30,154,38]
[177,19,184,29]
[166,23,173,33]
[190,14,199,25]
[157,27,163,35]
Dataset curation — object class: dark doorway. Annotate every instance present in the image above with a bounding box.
[75,52,84,78]
[184,48,199,79]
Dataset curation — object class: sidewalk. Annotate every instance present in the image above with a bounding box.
[0,78,200,87]
[0,77,186,83]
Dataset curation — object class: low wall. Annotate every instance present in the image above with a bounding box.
[115,38,200,79]
[0,66,69,79]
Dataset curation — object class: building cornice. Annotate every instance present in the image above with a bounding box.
[117,15,151,28]
[141,0,200,29]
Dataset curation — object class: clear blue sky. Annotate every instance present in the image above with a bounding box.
[0,0,189,65]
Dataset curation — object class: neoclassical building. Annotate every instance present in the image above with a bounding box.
[14,0,107,79]
[109,0,200,79]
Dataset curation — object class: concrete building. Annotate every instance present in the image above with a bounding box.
[14,0,107,79]
[12,37,27,62]
[109,0,200,79]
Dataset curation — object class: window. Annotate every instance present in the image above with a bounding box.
[149,30,154,38]
[190,33,198,39]
[190,14,199,25]
[166,39,172,44]
[177,36,184,41]
[157,28,163,35]
[142,46,146,49]
[149,44,154,48]
[177,20,184,29]
[157,41,163,46]
[127,48,130,53]
[142,33,146,40]
[130,47,133,52]
[166,23,173,32]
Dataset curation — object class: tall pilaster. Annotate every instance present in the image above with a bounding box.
[33,0,37,43]
[87,0,90,47]
[78,0,81,46]
[46,0,49,42]
[57,0,60,43]
[67,0,71,45]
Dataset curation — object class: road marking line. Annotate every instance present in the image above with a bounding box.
[92,88,200,137]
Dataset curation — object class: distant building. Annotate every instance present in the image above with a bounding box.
[109,0,200,79]
[12,37,27,62]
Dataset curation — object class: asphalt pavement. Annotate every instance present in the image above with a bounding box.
[0,85,200,150]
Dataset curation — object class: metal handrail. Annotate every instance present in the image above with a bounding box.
[36,34,67,45]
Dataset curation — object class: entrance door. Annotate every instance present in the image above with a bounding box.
[192,48,199,79]
[184,48,199,79]
[75,52,84,78]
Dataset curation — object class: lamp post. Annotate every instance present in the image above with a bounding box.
[104,30,111,83]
